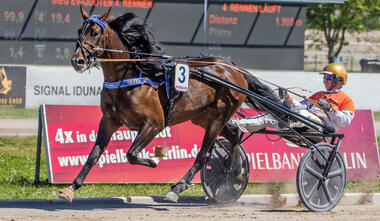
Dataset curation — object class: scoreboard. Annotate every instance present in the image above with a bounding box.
[0,0,307,69]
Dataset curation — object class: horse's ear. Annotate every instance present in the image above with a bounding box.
[80,5,90,20]
[100,7,112,22]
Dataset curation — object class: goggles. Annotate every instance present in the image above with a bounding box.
[323,75,335,81]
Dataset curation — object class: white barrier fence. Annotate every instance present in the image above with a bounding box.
[25,65,380,110]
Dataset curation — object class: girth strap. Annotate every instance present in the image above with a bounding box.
[103,73,167,90]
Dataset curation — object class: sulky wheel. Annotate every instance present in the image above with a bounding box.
[297,143,346,212]
[200,137,249,203]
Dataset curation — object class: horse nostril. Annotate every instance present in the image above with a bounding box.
[77,59,85,65]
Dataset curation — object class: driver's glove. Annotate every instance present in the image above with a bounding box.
[318,99,332,112]
[278,88,291,109]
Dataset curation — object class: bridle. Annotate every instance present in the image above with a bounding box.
[76,15,107,70]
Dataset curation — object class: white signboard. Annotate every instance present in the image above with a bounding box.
[26,66,104,108]
[24,65,380,110]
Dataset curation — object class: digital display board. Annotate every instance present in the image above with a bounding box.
[0,0,307,69]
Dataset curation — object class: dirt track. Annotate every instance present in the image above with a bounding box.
[1,198,379,221]
[0,120,378,220]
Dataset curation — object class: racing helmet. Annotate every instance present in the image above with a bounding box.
[320,63,347,85]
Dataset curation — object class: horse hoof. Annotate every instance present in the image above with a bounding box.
[58,186,74,203]
[164,191,179,203]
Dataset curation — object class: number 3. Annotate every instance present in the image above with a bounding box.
[178,66,186,83]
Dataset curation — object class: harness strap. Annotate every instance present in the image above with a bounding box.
[104,72,176,127]
[103,73,167,90]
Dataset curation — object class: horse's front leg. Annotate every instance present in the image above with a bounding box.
[58,115,120,202]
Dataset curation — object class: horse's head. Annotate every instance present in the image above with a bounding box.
[71,6,111,73]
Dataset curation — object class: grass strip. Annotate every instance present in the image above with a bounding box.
[374,111,380,121]
[0,107,39,119]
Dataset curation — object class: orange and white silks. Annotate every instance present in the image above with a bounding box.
[291,89,355,130]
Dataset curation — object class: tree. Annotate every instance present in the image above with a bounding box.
[307,0,380,63]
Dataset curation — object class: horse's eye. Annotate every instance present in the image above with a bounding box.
[77,29,82,35]
[91,30,99,37]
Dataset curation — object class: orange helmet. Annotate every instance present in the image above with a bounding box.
[320,63,347,85]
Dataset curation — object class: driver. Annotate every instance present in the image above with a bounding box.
[228,63,355,133]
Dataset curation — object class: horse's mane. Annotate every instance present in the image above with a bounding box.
[108,12,164,77]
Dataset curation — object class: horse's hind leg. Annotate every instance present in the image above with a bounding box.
[166,115,226,202]
[219,125,245,180]
[58,115,121,202]
[126,124,162,167]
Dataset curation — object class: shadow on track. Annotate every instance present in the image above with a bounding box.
[0,196,296,213]
[0,196,208,212]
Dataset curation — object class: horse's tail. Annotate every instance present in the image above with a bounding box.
[242,74,283,114]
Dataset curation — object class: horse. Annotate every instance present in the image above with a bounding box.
[58,7,283,202]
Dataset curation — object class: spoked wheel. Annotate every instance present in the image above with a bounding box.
[200,138,249,203]
[297,143,346,212]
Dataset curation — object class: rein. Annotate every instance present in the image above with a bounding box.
[95,56,330,121]
[98,58,163,62]
[78,16,330,122]
[93,47,172,59]
[94,56,331,122]
[181,60,331,122]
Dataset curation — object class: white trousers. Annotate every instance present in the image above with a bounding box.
[230,110,323,133]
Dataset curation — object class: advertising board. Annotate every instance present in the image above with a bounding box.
[38,105,380,183]
[0,66,26,107]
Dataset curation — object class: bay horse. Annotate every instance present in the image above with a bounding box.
[59,7,282,202]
